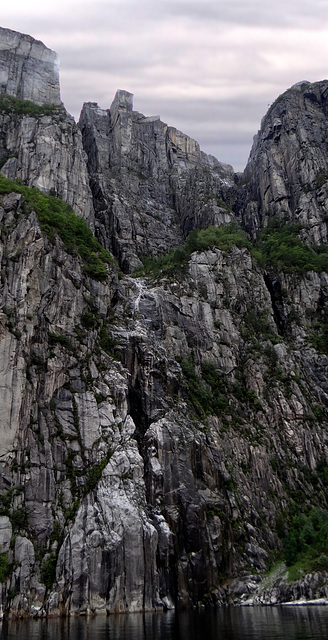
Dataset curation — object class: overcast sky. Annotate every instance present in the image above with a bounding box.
[2,0,328,171]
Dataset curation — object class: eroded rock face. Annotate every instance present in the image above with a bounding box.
[80,92,237,273]
[1,27,328,617]
[2,186,328,615]
[0,27,93,225]
[238,81,328,244]
[0,27,61,106]
[0,108,94,225]
[0,517,12,554]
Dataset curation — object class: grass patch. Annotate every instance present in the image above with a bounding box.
[98,326,121,359]
[308,321,328,354]
[307,302,328,354]
[316,459,328,486]
[314,170,328,190]
[136,218,328,280]
[135,223,251,278]
[83,454,112,495]
[0,489,13,515]
[81,311,100,329]
[0,554,9,583]
[0,174,116,281]
[0,95,65,118]
[41,554,57,591]
[241,310,279,343]
[48,332,76,352]
[11,507,28,531]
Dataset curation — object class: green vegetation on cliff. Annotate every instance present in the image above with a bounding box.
[308,324,328,354]
[255,219,328,273]
[0,553,9,583]
[284,508,328,579]
[0,174,115,280]
[136,223,251,277]
[0,95,64,118]
[137,219,328,278]
[177,357,229,418]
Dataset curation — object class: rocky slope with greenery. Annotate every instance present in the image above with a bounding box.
[1,27,328,617]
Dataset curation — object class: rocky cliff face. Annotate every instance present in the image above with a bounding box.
[1,28,328,617]
[0,27,61,107]
[79,91,236,273]
[238,80,328,245]
[0,28,93,226]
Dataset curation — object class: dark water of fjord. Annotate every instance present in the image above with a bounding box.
[1,605,328,640]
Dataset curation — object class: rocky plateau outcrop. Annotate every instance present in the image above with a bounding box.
[1,27,328,617]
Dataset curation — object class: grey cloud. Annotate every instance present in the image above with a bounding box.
[160,0,328,28]
[8,0,328,40]
[204,142,253,171]
[57,0,328,31]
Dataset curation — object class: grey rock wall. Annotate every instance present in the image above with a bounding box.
[238,81,328,244]
[0,27,93,225]
[80,92,237,273]
[0,109,94,225]
[1,184,328,616]
[0,27,61,106]
[1,27,328,617]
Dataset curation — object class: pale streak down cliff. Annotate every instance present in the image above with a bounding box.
[1,28,328,617]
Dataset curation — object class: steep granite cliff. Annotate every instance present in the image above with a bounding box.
[238,80,328,245]
[0,26,61,107]
[0,28,93,226]
[1,28,328,617]
[79,91,236,272]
